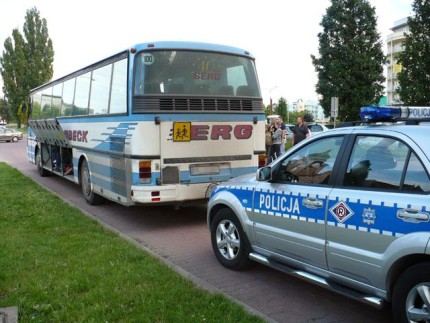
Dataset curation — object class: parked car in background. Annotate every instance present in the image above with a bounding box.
[0,127,23,142]
[266,114,280,124]
[284,125,293,142]
[307,122,330,134]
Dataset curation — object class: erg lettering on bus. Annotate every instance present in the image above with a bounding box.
[191,124,253,140]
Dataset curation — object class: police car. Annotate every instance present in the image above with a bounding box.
[207,106,430,322]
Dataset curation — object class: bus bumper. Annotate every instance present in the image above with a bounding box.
[130,183,212,204]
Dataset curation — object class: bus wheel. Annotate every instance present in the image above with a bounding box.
[80,159,104,205]
[36,148,49,177]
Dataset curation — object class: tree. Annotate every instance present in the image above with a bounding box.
[23,7,54,91]
[0,7,54,127]
[274,97,288,121]
[396,0,430,105]
[264,104,271,117]
[312,0,386,121]
[0,29,27,127]
[0,98,11,123]
[302,111,315,123]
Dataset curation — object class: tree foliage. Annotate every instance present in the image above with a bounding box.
[0,7,54,127]
[396,0,430,105]
[0,29,27,126]
[302,112,315,123]
[312,0,386,121]
[274,97,288,121]
[0,98,11,123]
[23,7,54,91]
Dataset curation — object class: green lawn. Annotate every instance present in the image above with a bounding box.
[0,163,263,322]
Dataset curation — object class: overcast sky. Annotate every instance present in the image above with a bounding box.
[0,0,412,105]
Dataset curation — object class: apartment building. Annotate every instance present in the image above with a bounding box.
[386,17,409,105]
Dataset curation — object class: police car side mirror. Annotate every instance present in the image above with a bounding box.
[257,167,272,181]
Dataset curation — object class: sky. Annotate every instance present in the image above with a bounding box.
[0,0,413,105]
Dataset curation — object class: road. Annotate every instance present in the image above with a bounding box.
[0,137,393,322]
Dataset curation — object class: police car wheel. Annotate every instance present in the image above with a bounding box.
[210,208,251,270]
[80,159,104,205]
[392,263,430,323]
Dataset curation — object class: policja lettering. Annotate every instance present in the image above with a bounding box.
[259,193,300,214]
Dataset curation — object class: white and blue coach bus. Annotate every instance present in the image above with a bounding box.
[27,41,265,206]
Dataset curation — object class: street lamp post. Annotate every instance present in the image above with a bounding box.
[269,86,278,115]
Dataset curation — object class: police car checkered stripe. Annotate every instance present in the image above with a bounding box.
[214,186,426,237]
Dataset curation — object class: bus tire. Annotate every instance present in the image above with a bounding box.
[80,159,104,205]
[36,148,50,177]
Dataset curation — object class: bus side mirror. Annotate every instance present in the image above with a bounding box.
[257,166,272,181]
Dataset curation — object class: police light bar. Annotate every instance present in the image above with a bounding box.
[360,106,430,122]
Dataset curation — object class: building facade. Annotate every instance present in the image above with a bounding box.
[386,17,409,105]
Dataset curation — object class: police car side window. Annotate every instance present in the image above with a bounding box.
[274,136,343,185]
[403,153,430,192]
[343,136,430,192]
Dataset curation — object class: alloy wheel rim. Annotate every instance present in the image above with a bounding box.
[406,283,430,322]
[216,220,240,260]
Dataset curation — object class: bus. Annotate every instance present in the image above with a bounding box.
[27,41,265,206]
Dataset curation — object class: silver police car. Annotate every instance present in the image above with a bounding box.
[207,106,430,322]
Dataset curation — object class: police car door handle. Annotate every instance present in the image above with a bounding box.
[302,197,324,209]
[397,209,430,223]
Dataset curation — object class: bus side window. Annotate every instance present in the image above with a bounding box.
[89,64,112,115]
[62,78,75,116]
[110,58,127,114]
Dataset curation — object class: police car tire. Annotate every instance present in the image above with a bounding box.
[80,159,104,205]
[210,208,252,270]
[392,262,430,323]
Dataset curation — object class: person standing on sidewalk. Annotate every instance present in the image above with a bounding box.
[269,118,282,162]
[278,116,287,155]
[265,123,273,165]
[292,116,310,146]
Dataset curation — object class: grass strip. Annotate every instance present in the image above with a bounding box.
[0,163,262,322]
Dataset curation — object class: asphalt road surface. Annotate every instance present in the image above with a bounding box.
[0,137,393,322]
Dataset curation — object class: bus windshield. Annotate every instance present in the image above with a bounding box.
[134,50,260,97]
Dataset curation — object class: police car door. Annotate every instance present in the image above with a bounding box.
[326,131,430,288]
[252,135,346,269]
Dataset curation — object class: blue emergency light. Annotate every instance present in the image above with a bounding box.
[360,106,430,122]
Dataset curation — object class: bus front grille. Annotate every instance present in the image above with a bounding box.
[133,96,264,113]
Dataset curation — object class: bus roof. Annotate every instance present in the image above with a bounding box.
[132,41,254,58]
